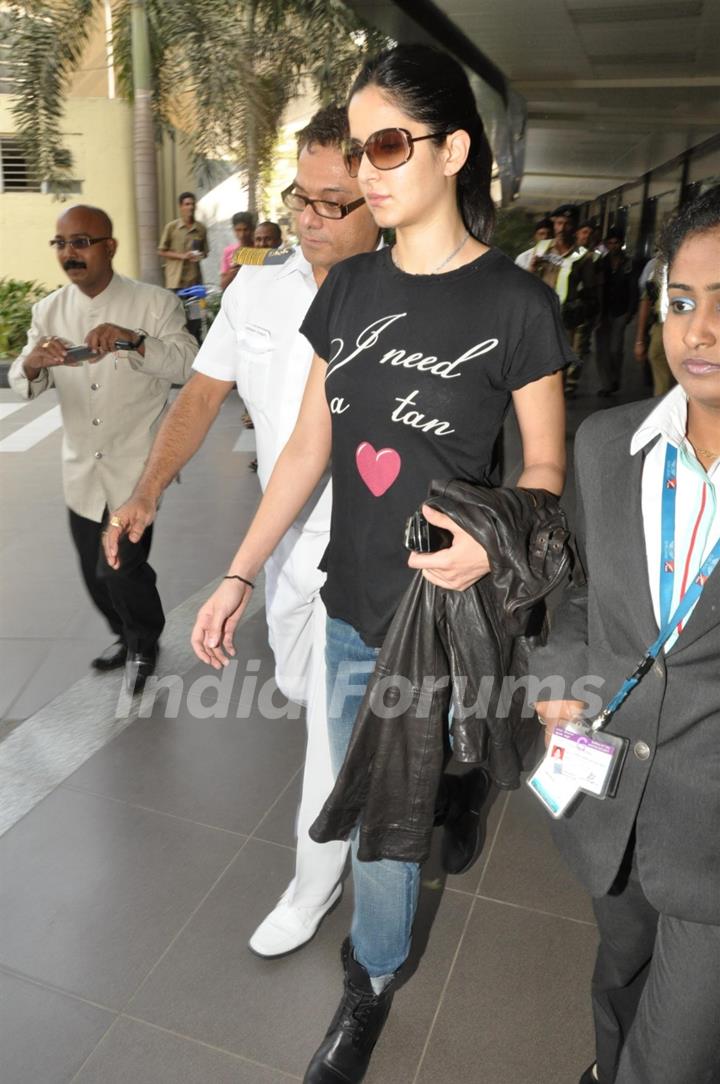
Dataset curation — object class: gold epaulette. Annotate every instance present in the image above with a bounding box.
[232,244,294,267]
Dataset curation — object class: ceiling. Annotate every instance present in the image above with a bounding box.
[348,0,720,211]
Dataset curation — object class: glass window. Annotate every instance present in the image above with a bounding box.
[649,162,683,235]
[0,138,40,193]
[619,180,645,256]
[688,140,720,191]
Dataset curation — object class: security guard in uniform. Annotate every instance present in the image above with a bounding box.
[103,105,381,956]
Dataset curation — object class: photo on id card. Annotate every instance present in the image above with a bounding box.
[527,723,628,818]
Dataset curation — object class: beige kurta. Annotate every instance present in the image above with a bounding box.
[9,272,197,521]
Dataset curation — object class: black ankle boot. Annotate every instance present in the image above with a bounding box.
[303,938,395,1083]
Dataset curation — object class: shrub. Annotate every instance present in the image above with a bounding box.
[0,278,49,358]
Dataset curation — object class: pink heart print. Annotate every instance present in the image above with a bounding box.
[355,442,402,497]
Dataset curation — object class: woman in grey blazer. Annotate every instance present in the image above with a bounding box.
[532,185,720,1084]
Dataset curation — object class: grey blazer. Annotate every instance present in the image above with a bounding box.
[530,398,720,924]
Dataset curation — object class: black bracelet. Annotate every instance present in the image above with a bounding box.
[224,574,255,590]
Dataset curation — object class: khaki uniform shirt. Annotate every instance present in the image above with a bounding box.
[9,273,197,521]
[158,218,208,289]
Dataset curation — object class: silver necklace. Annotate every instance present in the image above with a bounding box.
[393,231,471,274]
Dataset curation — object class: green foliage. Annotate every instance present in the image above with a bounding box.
[111,0,387,208]
[492,207,537,260]
[0,279,48,358]
[6,0,387,209]
[5,0,96,187]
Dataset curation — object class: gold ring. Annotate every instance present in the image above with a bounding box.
[41,338,52,348]
[109,515,122,528]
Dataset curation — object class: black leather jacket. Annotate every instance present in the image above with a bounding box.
[310,481,575,864]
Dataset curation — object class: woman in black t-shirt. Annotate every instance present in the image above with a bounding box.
[192,44,572,1083]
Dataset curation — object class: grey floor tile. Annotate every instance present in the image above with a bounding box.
[0,968,114,1084]
[0,787,245,1006]
[0,531,78,574]
[0,640,48,719]
[64,601,115,642]
[365,882,473,1084]
[128,837,473,1082]
[415,897,598,1084]
[127,839,346,1076]
[478,780,596,923]
[74,1017,298,1083]
[253,770,301,848]
[65,614,306,834]
[6,639,102,720]
[156,575,224,615]
[0,576,98,639]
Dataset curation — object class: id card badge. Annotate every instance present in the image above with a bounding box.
[527,752,581,818]
[528,723,629,818]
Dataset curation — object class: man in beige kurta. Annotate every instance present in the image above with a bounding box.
[9,204,197,690]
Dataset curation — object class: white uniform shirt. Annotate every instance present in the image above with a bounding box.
[9,273,197,521]
[514,247,535,271]
[192,246,331,534]
[631,385,720,650]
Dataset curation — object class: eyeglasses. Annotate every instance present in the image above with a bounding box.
[281,185,366,220]
[342,127,447,178]
[49,236,112,251]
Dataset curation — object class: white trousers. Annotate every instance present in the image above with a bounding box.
[264,526,349,905]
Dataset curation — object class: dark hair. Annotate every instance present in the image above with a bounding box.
[535,218,553,232]
[605,226,625,243]
[349,44,495,243]
[178,191,196,204]
[577,220,593,231]
[659,185,720,271]
[232,211,256,228]
[255,221,282,245]
[297,104,348,153]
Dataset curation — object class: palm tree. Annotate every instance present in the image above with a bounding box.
[5,0,386,279]
[4,1,98,186]
[111,0,387,211]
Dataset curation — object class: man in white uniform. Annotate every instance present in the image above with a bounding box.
[9,204,196,692]
[103,106,381,956]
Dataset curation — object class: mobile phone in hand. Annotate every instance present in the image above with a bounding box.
[64,345,99,365]
[404,511,453,553]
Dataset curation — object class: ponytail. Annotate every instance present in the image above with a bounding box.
[457,123,495,243]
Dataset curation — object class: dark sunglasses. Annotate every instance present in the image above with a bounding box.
[49,236,112,251]
[281,185,365,221]
[342,127,447,178]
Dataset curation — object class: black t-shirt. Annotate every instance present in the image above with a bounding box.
[300,245,575,646]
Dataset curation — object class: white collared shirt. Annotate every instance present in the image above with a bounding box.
[192,246,331,533]
[630,385,720,650]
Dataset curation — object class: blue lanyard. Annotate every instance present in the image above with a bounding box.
[659,444,678,627]
[591,443,720,731]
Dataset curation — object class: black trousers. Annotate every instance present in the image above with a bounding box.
[591,842,720,1084]
[68,508,165,653]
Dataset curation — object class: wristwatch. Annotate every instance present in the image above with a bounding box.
[114,329,147,351]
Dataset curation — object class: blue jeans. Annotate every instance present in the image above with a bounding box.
[325,616,421,978]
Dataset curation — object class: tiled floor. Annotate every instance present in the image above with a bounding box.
[0,350,651,1083]
[0,390,259,723]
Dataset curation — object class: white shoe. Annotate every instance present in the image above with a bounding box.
[248,882,343,958]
